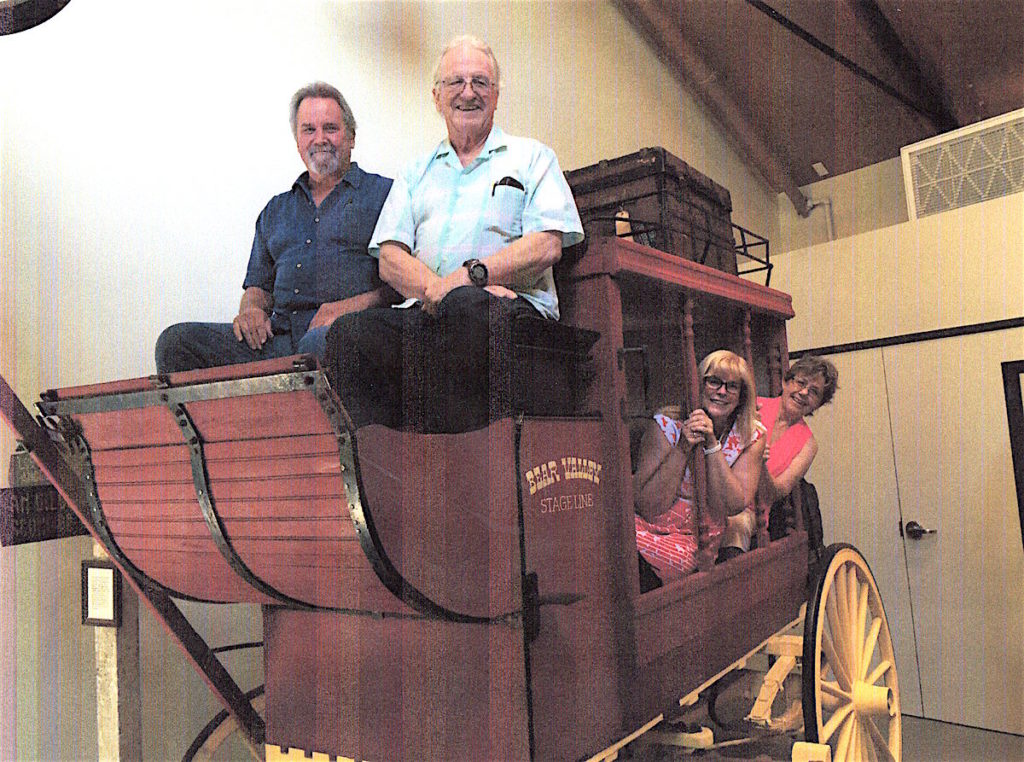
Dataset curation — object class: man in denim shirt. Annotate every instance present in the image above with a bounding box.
[155,82,393,373]
[326,37,582,433]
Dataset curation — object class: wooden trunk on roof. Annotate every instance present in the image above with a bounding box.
[565,147,739,274]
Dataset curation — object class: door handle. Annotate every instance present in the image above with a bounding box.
[904,520,937,540]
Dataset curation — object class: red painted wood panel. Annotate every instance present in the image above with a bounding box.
[92,442,191,468]
[519,417,625,759]
[76,407,183,450]
[567,236,794,318]
[356,422,520,620]
[264,608,530,762]
[632,533,807,721]
[184,392,333,443]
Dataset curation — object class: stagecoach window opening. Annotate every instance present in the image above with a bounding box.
[618,346,650,415]
[690,298,747,366]
[748,312,780,399]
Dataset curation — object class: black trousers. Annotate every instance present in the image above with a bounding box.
[325,286,541,433]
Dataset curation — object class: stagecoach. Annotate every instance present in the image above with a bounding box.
[1,232,901,761]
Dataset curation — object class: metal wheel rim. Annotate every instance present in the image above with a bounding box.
[803,544,902,761]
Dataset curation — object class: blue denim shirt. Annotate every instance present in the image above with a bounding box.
[244,162,392,339]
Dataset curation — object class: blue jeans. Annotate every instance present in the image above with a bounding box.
[154,321,329,373]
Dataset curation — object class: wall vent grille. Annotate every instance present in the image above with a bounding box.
[901,108,1024,220]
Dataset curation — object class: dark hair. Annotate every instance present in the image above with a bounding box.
[785,355,839,407]
[289,82,356,138]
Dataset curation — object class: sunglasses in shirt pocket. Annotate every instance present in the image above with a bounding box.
[491,176,525,194]
[486,176,526,237]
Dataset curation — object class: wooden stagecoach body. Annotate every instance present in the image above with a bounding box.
[554,237,806,739]
[2,236,819,761]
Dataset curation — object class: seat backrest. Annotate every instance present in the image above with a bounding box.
[511,314,599,417]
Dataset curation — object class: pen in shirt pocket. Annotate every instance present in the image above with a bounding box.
[492,176,525,195]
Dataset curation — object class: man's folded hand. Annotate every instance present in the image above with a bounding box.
[232,308,273,349]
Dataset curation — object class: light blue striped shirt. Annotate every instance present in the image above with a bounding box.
[369,126,583,319]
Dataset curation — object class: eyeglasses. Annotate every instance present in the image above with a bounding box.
[704,375,742,395]
[790,375,823,401]
[437,76,494,94]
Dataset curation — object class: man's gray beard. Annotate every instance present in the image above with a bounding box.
[309,149,339,176]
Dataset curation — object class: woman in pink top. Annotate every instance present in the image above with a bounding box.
[633,350,765,587]
[721,355,839,558]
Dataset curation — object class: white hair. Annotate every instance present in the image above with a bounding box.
[432,34,501,88]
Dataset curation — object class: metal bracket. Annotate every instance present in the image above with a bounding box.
[168,401,321,611]
[38,370,325,417]
[522,572,540,644]
[311,372,519,624]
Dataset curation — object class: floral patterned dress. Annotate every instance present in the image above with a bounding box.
[635,413,761,582]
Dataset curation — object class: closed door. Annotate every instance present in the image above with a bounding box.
[884,329,1024,734]
[808,348,924,718]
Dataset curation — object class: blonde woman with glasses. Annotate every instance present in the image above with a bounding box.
[633,350,766,589]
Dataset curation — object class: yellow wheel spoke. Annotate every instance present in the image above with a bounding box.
[826,591,852,683]
[834,566,852,666]
[862,616,883,679]
[855,579,869,675]
[847,567,860,628]
[862,723,879,762]
[835,712,855,760]
[857,718,868,761]
[821,680,851,702]
[866,716,897,762]
[866,658,893,687]
[821,703,854,744]
[822,628,852,691]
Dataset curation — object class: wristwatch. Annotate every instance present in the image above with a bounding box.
[463,258,488,287]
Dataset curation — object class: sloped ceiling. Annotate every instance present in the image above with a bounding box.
[617,0,1024,214]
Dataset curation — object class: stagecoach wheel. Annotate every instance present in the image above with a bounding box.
[802,543,901,762]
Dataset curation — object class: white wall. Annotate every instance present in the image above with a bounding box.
[0,1,781,758]
[770,193,1024,733]
[776,157,908,254]
[776,192,1022,352]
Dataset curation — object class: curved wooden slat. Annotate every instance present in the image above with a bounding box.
[40,361,531,622]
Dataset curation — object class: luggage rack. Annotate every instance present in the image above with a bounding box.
[586,215,773,286]
[733,222,772,285]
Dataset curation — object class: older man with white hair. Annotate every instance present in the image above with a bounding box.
[326,35,583,433]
